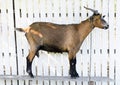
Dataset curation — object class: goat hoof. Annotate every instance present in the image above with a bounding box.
[70,72,79,78]
[29,72,34,78]
[27,69,31,73]
[27,70,34,78]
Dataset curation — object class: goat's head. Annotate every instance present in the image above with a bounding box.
[84,6,109,29]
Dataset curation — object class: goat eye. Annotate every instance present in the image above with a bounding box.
[103,15,105,18]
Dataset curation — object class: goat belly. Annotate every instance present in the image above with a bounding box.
[39,44,67,53]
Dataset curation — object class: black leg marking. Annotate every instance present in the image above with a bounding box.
[26,58,34,78]
[69,58,79,78]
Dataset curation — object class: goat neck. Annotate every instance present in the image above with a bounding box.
[78,18,94,42]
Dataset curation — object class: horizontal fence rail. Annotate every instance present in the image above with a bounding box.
[0,75,114,82]
[0,0,120,85]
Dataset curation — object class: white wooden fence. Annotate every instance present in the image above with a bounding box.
[0,0,120,85]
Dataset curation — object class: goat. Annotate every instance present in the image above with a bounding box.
[16,7,109,78]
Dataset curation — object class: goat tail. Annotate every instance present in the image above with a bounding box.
[16,28,25,32]
[16,27,30,33]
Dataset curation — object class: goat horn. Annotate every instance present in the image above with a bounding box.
[84,6,99,14]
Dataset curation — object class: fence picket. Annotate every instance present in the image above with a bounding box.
[116,0,120,84]
[0,54,5,85]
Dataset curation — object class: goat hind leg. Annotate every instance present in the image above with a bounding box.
[26,50,36,78]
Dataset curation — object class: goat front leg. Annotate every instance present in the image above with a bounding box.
[26,50,36,78]
[68,52,79,78]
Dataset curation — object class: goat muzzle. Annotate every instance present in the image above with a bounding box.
[104,25,109,30]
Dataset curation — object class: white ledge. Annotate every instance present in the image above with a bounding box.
[0,75,114,82]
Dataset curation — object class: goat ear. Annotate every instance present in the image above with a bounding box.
[99,14,102,18]
[90,16,94,21]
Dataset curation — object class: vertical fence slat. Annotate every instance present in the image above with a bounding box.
[116,0,120,85]
[40,0,47,22]
[1,1,11,85]
[15,2,25,84]
[109,0,116,85]
[59,0,67,24]
[102,1,109,85]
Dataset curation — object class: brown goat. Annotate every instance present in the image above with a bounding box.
[16,7,109,78]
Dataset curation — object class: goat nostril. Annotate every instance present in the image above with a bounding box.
[104,25,109,29]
